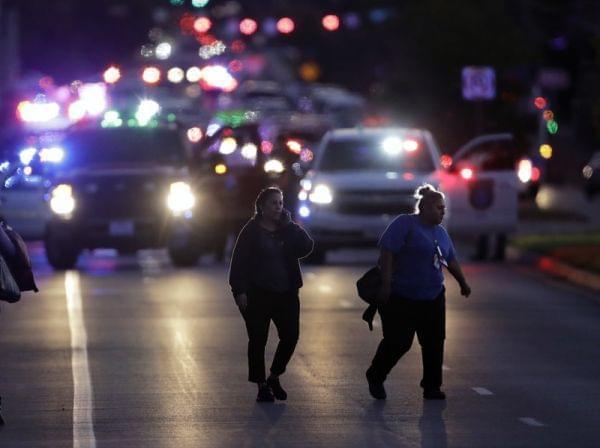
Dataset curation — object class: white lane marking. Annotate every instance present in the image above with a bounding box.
[339,299,353,308]
[519,417,546,427]
[472,387,494,396]
[318,284,332,293]
[65,271,97,448]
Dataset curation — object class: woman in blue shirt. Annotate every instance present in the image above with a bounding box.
[366,184,471,400]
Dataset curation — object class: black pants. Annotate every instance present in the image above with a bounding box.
[242,288,300,383]
[366,291,445,390]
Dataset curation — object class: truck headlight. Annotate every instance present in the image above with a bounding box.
[309,184,333,204]
[264,159,284,174]
[167,181,196,214]
[50,184,76,216]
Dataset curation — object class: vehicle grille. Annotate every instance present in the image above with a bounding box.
[75,177,167,220]
[333,190,416,215]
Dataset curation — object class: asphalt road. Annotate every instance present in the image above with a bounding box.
[0,248,599,448]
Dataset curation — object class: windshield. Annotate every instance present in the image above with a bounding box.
[319,134,436,172]
[61,129,186,168]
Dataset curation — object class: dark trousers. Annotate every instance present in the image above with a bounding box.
[242,288,300,383]
[367,291,445,390]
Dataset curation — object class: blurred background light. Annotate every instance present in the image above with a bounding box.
[539,144,553,159]
[142,66,161,84]
[194,17,212,33]
[155,42,172,60]
[322,15,340,31]
[103,66,121,84]
[240,18,258,35]
[277,17,295,34]
[167,67,185,83]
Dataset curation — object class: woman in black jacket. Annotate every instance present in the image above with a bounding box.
[229,187,313,402]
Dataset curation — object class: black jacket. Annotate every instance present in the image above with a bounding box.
[229,217,314,298]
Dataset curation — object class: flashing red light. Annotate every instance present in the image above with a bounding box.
[277,17,295,34]
[240,18,258,35]
[531,167,541,182]
[286,139,302,154]
[179,13,196,35]
[194,17,212,33]
[231,40,245,53]
[534,96,547,110]
[460,167,475,180]
[322,14,340,31]
[440,154,453,169]
[228,59,243,72]
[261,140,273,154]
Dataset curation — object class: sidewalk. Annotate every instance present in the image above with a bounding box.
[509,185,600,292]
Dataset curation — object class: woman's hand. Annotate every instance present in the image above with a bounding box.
[235,293,248,311]
[460,282,471,297]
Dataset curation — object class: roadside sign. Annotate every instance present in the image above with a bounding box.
[462,66,496,101]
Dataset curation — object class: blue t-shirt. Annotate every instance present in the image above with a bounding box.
[378,214,456,300]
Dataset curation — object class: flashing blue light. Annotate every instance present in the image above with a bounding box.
[299,205,311,218]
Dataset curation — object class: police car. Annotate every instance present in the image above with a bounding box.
[44,125,201,269]
[296,127,518,263]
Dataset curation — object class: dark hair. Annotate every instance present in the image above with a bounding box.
[414,183,444,213]
[254,186,283,217]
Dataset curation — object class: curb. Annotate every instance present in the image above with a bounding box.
[507,246,600,292]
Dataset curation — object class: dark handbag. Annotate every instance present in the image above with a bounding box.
[0,255,21,303]
[356,266,381,304]
[3,224,38,292]
[356,266,382,331]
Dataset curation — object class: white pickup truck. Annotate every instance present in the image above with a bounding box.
[296,127,518,263]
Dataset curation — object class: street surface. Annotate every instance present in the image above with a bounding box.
[0,242,599,448]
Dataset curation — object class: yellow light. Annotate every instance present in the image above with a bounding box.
[539,144,553,159]
[215,163,227,175]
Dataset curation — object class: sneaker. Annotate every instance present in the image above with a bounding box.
[267,377,287,401]
[423,389,446,400]
[256,384,275,402]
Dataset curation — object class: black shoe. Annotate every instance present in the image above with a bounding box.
[267,377,287,400]
[0,413,4,426]
[256,384,275,402]
[366,371,386,400]
[423,389,446,400]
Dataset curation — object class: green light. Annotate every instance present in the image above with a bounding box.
[215,109,252,127]
[128,118,137,128]
[191,0,210,7]
[167,113,176,122]
[546,119,558,134]
[149,120,159,128]
[170,0,185,6]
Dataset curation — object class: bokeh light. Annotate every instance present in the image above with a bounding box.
[240,18,258,35]
[277,17,295,34]
[322,15,340,31]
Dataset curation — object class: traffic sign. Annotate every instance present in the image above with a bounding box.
[462,66,496,101]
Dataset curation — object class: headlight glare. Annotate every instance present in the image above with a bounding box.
[50,184,76,215]
[309,184,333,204]
[167,181,196,213]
